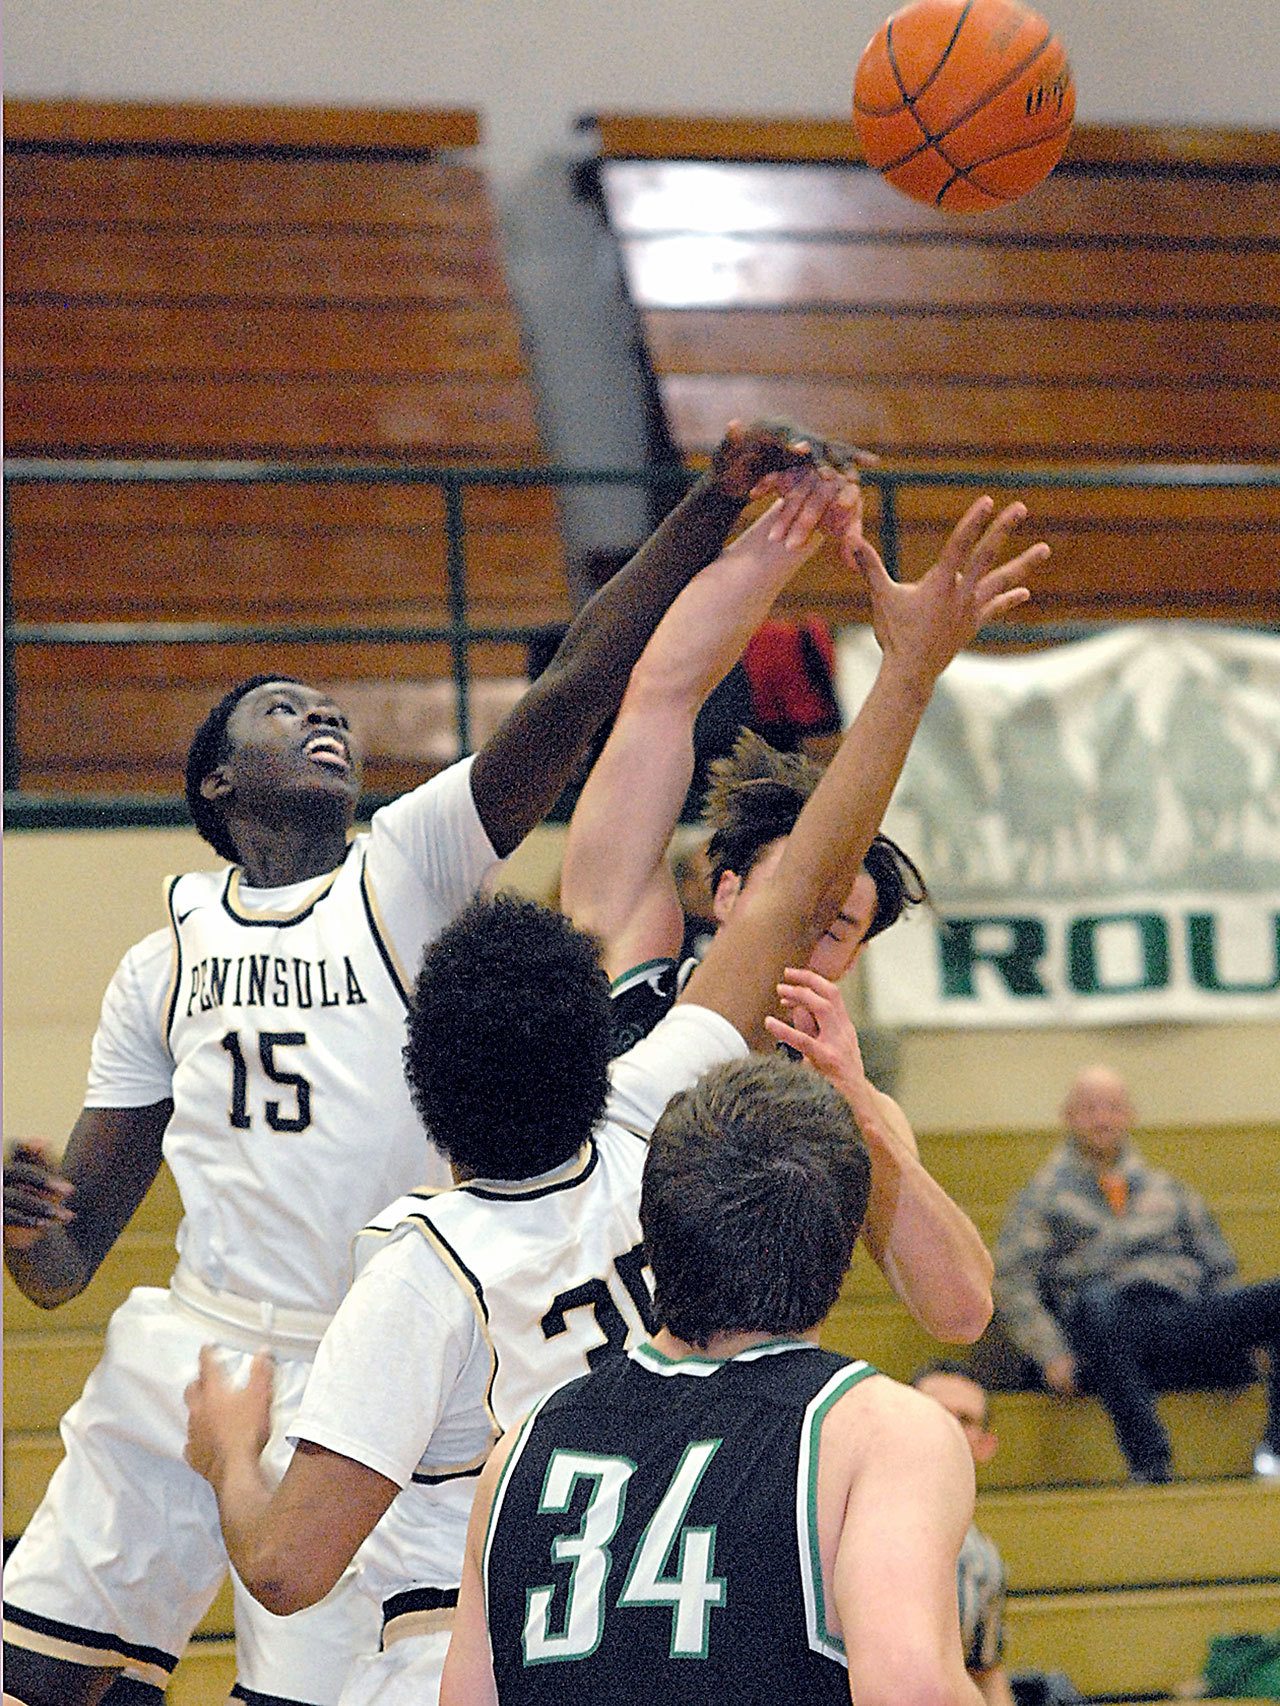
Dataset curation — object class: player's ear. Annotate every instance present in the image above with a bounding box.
[200,766,232,802]
[971,1424,999,1466]
[711,869,742,926]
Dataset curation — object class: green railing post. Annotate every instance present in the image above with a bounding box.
[3,479,18,788]
[441,471,473,755]
[878,475,901,582]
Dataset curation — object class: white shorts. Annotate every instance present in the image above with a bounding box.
[338,1628,450,1706]
[3,1284,380,1703]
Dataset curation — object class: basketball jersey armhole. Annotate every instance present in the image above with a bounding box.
[795,1360,878,1666]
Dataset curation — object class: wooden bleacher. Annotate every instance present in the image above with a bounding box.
[581,114,1280,628]
[7,1120,1277,1702]
[3,99,570,796]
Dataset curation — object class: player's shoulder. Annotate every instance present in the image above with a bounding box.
[109,924,180,999]
[358,1188,448,1241]
[166,866,230,912]
[825,1365,959,1448]
[351,1188,461,1286]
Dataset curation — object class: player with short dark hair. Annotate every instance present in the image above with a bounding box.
[442,1054,981,1706]
[562,490,992,1346]
[2,419,832,1706]
[640,1054,872,1344]
[702,727,927,936]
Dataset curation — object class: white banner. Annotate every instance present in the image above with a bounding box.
[835,623,1280,1028]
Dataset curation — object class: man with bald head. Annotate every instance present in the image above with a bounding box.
[993,1065,1280,1484]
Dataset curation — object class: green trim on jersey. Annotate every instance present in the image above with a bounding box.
[630,1338,821,1378]
[609,959,675,997]
[796,1360,878,1665]
[482,1386,561,1606]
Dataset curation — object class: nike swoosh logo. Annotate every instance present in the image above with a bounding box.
[176,907,197,925]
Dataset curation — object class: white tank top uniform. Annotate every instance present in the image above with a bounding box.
[288,1003,748,1706]
[3,759,499,1704]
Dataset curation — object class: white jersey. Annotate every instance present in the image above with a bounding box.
[82,758,498,1315]
[290,1002,748,1615]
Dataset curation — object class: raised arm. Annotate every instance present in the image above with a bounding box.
[562,471,861,978]
[4,1107,169,1307]
[765,968,992,1343]
[683,498,1047,1047]
[469,422,865,856]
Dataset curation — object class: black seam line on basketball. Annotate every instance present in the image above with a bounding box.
[954,111,1076,178]
[1,1604,179,1672]
[864,0,974,120]
[881,26,1057,171]
[908,86,1066,206]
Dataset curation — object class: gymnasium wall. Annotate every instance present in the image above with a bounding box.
[3,0,1277,181]
[5,825,1278,1146]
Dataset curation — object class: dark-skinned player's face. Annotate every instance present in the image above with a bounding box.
[210,680,362,816]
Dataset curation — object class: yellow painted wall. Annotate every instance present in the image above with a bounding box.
[5,823,1277,1149]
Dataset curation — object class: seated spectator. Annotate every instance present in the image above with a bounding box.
[993,1064,1280,1483]
[913,1361,1016,1706]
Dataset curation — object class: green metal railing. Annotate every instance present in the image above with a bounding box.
[5,457,1280,831]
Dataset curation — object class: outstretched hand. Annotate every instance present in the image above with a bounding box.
[764,967,868,1091]
[4,1141,75,1253]
[184,1345,275,1481]
[850,496,1047,689]
[709,418,878,502]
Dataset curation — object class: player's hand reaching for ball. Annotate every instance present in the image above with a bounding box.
[185,1345,275,1480]
[3,1141,75,1252]
[709,418,878,502]
[851,495,1047,689]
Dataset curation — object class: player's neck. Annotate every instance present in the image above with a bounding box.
[650,1325,822,1362]
[228,807,352,887]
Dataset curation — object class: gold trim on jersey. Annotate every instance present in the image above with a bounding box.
[161,874,184,1060]
[404,1217,502,1454]
[456,1143,595,1199]
[223,863,342,923]
[382,1604,456,1646]
[359,860,413,1002]
[1,1620,171,1691]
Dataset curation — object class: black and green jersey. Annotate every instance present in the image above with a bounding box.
[482,1338,878,1705]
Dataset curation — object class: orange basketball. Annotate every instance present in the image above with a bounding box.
[853,0,1075,212]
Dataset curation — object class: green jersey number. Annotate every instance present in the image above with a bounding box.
[524,1439,725,1665]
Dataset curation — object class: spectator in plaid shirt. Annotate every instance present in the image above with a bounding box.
[992,1064,1280,1484]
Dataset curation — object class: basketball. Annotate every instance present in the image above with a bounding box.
[853,0,1075,212]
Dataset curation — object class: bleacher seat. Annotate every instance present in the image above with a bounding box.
[580,113,1280,629]
[4,99,569,797]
